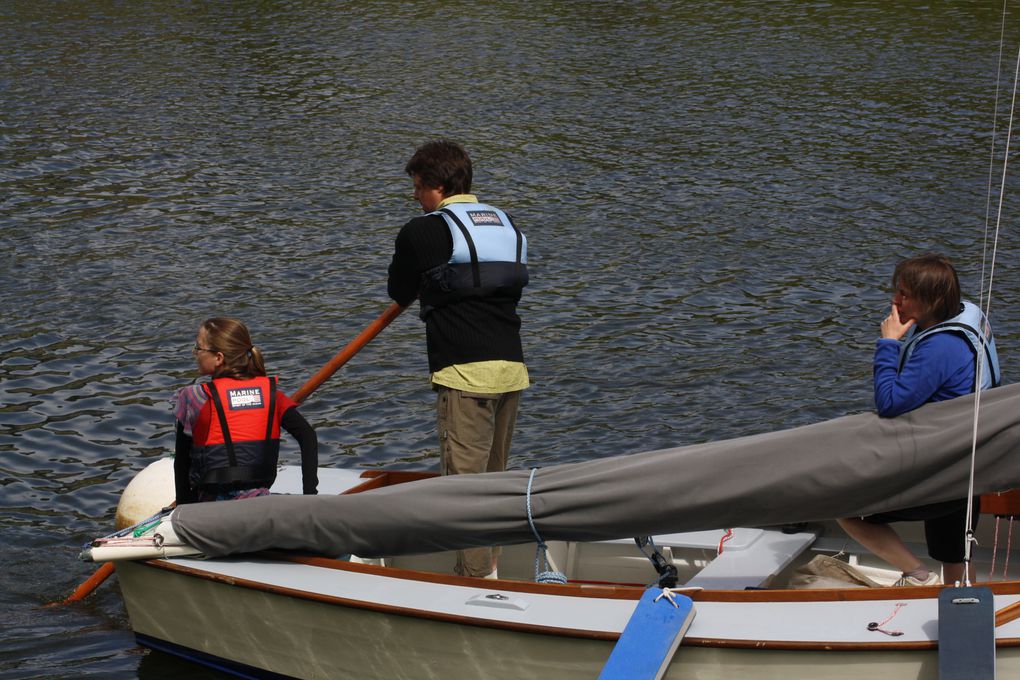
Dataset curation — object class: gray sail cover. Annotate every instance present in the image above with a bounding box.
[173,383,1020,559]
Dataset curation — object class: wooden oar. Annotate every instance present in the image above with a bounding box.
[995,598,1020,627]
[47,562,116,606]
[51,301,406,605]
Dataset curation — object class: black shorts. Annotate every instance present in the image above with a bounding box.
[863,497,980,564]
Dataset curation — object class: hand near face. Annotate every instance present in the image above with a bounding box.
[881,303,915,340]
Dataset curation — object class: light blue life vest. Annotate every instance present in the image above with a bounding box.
[898,300,1002,390]
[419,202,528,316]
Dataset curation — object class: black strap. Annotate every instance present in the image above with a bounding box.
[205,382,238,468]
[264,377,277,443]
[206,378,277,468]
[201,463,277,487]
[439,208,482,288]
[506,212,524,279]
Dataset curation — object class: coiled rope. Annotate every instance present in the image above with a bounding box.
[526,468,567,585]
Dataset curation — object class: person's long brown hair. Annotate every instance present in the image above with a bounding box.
[200,317,267,379]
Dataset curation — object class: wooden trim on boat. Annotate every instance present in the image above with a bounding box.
[997,599,1020,627]
[694,580,1020,602]
[254,551,1020,603]
[982,489,1020,517]
[685,636,1012,651]
[137,557,1020,650]
[687,637,937,651]
[182,551,645,601]
[342,470,438,494]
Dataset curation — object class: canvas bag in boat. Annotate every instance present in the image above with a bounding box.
[788,555,885,589]
[418,202,528,317]
[190,376,283,490]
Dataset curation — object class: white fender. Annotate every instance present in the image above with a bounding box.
[115,457,176,530]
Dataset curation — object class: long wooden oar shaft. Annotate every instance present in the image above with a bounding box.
[47,562,116,606]
[996,598,1020,627]
[54,301,405,605]
[291,302,405,404]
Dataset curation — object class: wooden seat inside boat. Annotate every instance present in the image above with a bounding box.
[677,528,818,590]
[564,527,818,590]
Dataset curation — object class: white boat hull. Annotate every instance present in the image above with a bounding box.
[116,554,1020,680]
[103,466,1020,678]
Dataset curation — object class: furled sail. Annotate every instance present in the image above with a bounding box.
[170,383,1020,559]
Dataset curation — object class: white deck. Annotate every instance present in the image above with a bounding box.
[271,465,367,495]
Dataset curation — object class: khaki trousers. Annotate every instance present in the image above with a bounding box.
[436,385,521,577]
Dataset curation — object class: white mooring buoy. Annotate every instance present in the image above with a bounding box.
[114,457,175,530]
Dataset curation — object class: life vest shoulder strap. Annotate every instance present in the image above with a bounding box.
[439,207,482,288]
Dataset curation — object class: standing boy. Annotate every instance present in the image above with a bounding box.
[387,140,530,578]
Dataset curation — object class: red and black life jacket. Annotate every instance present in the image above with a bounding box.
[190,376,287,490]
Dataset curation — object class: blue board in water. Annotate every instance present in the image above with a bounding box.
[598,588,696,680]
[938,585,995,680]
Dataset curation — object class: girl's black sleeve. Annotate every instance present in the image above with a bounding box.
[281,406,318,494]
[174,421,197,505]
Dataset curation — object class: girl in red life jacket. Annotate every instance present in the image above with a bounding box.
[172,317,318,504]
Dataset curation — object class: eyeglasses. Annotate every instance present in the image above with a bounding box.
[193,345,217,354]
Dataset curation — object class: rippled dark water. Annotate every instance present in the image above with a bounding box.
[4,1,1020,677]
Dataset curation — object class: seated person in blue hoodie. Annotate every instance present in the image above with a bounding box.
[839,254,1000,586]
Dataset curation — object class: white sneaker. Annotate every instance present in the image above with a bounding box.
[893,571,940,587]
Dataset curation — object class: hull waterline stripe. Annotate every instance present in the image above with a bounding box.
[136,633,293,680]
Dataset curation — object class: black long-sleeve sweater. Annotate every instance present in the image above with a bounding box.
[388,213,525,373]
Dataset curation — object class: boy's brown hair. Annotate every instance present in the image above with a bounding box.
[404,140,473,196]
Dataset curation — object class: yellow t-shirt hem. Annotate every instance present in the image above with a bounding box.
[431,361,530,393]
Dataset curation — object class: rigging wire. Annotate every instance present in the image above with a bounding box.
[963,15,1020,587]
[980,0,1010,312]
